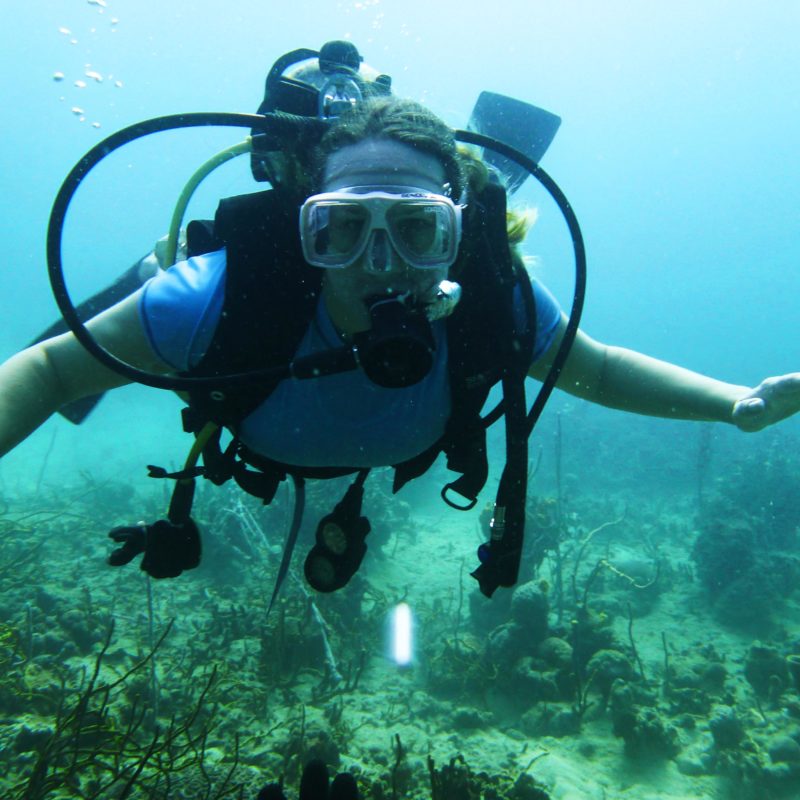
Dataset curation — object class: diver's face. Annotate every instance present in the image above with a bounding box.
[319,139,451,333]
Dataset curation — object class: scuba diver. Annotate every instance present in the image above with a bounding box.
[1,40,799,602]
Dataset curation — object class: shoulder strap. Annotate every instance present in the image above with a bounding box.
[393,181,536,503]
[185,189,323,427]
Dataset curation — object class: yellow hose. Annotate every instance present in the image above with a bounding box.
[163,138,253,267]
[162,138,255,496]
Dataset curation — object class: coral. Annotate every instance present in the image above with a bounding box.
[610,680,680,760]
[426,755,551,800]
[510,658,563,704]
[509,582,550,640]
[665,648,730,717]
[585,649,637,703]
[486,623,526,666]
[744,642,790,700]
[425,633,496,701]
[537,637,573,671]
[482,582,551,671]
[709,706,746,750]
[693,441,800,630]
[7,620,250,800]
[568,607,619,672]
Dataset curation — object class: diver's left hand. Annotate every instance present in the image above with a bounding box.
[732,373,800,432]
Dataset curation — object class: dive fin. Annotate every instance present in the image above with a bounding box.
[29,253,160,425]
[467,90,561,194]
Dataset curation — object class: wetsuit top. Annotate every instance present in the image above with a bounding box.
[139,249,562,468]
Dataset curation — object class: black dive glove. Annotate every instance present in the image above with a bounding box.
[108,519,201,579]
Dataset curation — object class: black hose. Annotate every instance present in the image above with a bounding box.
[47,112,327,391]
[47,115,585,408]
[454,129,586,434]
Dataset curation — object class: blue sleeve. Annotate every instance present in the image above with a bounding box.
[138,249,226,371]
[530,279,562,362]
[513,278,562,364]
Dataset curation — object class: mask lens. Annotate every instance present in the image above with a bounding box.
[388,202,450,260]
[328,203,369,253]
[302,200,369,266]
[300,190,461,270]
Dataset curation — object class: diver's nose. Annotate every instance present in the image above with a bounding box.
[364,229,398,274]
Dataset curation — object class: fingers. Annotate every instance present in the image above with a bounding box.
[108,524,145,543]
[763,373,800,398]
[732,396,766,432]
[732,372,800,432]
[107,525,147,566]
[734,397,764,417]
[759,373,800,424]
[108,543,141,566]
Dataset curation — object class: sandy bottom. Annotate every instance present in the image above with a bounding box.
[1,465,798,800]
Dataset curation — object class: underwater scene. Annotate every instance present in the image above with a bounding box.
[1,1,800,798]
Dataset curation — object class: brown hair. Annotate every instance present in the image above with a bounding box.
[310,95,537,258]
[313,96,466,199]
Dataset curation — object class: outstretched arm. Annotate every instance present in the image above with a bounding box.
[0,290,168,456]
[529,314,800,431]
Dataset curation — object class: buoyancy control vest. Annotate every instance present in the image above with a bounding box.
[179,179,537,511]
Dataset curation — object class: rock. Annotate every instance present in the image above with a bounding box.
[701,661,728,690]
[537,637,573,670]
[676,752,710,776]
[509,772,551,800]
[744,642,790,697]
[617,707,681,759]
[511,658,561,703]
[15,722,54,752]
[769,736,800,764]
[452,707,491,730]
[709,706,745,750]
[545,709,582,738]
[35,587,61,615]
[586,649,636,699]
[510,582,549,641]
[487,622,524,665]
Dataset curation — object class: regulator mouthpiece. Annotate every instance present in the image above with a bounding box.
[353,293,435,388]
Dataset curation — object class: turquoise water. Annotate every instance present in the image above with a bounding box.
[3,0,799,482]
[1,2,799,798]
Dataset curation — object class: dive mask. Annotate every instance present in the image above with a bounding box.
[299,187,463,273]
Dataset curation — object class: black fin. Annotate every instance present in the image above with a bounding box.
[467,90,561,193]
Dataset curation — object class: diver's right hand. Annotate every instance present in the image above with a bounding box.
[107,519,201,579]
[107,524,147,566]
[732,372,800,432]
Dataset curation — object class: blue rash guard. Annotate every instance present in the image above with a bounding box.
[139,250,562,468]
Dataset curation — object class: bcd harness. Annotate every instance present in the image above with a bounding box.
[139,178,538,600]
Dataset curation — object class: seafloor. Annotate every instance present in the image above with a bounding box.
[1,421,799,800]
